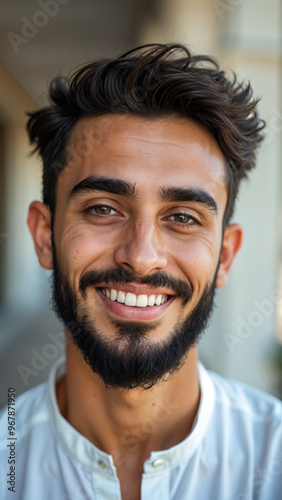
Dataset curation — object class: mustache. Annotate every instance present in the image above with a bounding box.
[79,266,192,305]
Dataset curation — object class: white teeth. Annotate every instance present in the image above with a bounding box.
[125,292,137,306]
[136,295,148,307]
[155,295,162,306]
[148,295,156,306]
[117,290,125,303]
[101,288,169,307]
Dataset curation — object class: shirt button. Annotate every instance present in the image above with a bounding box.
[152,458,165,468]
[98,460,107,469]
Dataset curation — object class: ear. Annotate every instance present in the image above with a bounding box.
[27,201,53,270]
[216,224,243,288]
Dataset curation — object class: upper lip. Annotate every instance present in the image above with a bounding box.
[95,283,175,296]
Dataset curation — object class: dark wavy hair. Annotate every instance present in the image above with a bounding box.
[26,43,265,226]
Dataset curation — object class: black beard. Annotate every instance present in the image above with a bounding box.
[51,242,218,390]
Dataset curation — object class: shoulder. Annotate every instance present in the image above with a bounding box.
[204,367,282,465]
[208,368,282,422]
[0,383,53,498]
[0,382,50,447]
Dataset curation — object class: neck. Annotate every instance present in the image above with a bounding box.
[57,335,200,467]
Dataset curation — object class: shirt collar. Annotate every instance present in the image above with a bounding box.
[47,357,215,476]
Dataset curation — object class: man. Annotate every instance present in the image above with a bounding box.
[0,43,281,500]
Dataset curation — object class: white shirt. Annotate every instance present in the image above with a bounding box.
[0,358,281,500]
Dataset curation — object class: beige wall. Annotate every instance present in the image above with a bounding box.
[0,64,44,311]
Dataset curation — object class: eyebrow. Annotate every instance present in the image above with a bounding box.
[159,186,218,214]
[68,175,136,200]
[68,175,218,214]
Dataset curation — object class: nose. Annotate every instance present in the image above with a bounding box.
[113,217,168,276]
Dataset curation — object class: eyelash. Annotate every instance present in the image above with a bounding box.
[85,204,200,226]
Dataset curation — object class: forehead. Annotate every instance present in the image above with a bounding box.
[60,114,227,207]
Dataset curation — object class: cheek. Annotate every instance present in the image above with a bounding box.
[59,223,116,272]
[169,237,219,283]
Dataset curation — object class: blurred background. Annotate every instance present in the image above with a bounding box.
[0,0,281,407]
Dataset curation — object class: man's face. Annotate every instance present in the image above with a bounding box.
[49,114,229,388]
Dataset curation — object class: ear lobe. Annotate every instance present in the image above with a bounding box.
[216,224,243,288]
[27,201,53,270]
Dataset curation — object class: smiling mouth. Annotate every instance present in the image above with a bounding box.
[97,287,170,308]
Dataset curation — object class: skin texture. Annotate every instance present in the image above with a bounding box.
[28,114,242,500]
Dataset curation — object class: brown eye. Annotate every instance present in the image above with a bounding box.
[171,213,195,224]
[90,205,115,215]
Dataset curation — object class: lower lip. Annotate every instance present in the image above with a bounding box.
[96,289,175,320]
